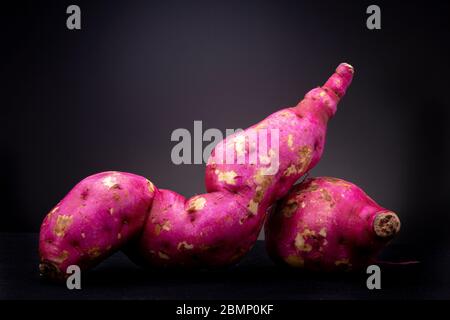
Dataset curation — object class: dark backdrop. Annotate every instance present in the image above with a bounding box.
[1,0,449,254]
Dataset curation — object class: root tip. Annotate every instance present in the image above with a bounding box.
[336,62,354,79]
[373,211,401,238]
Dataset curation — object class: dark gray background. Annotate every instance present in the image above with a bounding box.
[1,0,449,255]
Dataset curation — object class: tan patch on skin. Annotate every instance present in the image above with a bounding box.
[279,110,293,118]
[246,170,273,217]
[302,182,320,193]
[282,200,298,218]
[296,146,313,174]
[154,224,161,235]
[254,123,267,130]
[216,171,238,185]
[295,232,312,252]
[53,250,69,264]
[154,220,171,235]
[247,200,258,215]
[287,134,294,150]
[146,179,155,193]
[44,207,59,225]
[335,258,350,266]
[283,146,312,177]
[234,135,246,157]
[295,229,317,252]
[102,176,119,189]
[253,170,273,200]
[334,78,342,87]
[320,189,331,201]
[54,215,73,237]
[285,255,304,267]
[254,170,269,185]
[319,228,327,237]
[254,186,264,203]
[158,251,170,260]
[187,197,207,212]
[322,177,341,183]
[113,193,120,201]
[87,247,101,258]
[162,221,171,231]
[177,241,194,250]
[283,164,297,177]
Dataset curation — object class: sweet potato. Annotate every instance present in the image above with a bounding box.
[131,63,354,267]
[39,171,156,280]
[265,177,401,271]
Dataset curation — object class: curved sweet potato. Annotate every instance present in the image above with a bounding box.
[132,63,354,267]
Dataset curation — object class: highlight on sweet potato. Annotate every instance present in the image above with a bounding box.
[131,63,354,267]
[39,171,156,280]
[265,177,401,271]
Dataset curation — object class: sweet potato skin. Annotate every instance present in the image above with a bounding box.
[133,64,354,267]
[265,177,401,271]
[39,171,155,280]
[130,189,259,267]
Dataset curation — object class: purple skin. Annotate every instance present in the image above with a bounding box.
[131,64,354,267]
[39,171,155,280]
[265,177,401,271]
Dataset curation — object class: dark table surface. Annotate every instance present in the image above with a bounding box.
[0,233,448,300]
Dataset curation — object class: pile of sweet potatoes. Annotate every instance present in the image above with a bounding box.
[39,63,400,281]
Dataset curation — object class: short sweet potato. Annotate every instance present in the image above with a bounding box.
[39,171,156,280]
[265,177,401,271]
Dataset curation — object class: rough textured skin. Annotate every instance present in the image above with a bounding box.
[132,63,354,267]
[39,171,156,280]
[265,177,401,271]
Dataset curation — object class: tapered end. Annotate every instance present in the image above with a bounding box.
[296,62,355,118]
[323,63,354,98]
[373,211,401,238]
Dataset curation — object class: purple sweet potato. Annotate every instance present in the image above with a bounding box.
[265,177,401,271]
[39,171,156,280]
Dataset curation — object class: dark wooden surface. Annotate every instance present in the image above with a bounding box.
[0,233,448,300]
